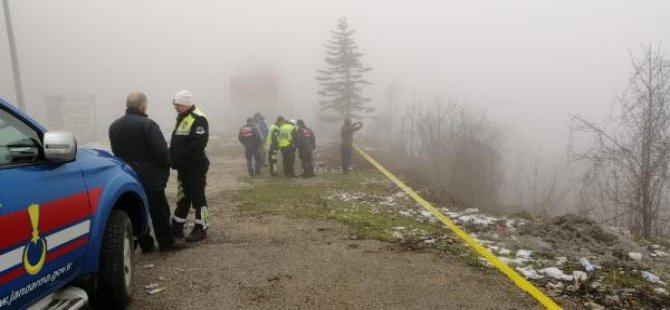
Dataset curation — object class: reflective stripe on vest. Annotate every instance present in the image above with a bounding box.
[176,108,205,136]
[278,123,294,148]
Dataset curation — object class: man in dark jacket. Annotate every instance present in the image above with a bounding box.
[296,119,316,178]
[170,90,210,242]
[254,112,269,167]
[109,92,187,252]
[239,117,262,176]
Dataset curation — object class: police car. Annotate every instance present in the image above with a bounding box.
[0,98,150,310]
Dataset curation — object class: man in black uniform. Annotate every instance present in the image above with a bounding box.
[296,119,316,178]
[169,90,210,242]
[109,92,187,252]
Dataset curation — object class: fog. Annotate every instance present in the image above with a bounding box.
[2,0,670,214]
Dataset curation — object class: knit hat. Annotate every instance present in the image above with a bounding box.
[173,90,194,106]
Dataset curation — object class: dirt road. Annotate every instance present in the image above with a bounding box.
[132,154,539,309]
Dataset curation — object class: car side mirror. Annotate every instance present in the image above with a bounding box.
[44,131,77,163]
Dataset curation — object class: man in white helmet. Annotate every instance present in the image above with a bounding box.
[169,90,210,242]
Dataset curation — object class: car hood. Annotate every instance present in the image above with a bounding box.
[76,148,139,180]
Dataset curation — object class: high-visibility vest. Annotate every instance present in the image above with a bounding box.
[175,108,206,136]
[277,123,295,148]
[265,123,279,148]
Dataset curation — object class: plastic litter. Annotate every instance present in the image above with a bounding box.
[579,257,595,272]
[641,271,666,285]
[142,264,155,269]
[144,283,160,290]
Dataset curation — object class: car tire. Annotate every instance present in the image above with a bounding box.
[93,210,135,309]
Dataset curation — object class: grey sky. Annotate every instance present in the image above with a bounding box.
[1,0,669,151]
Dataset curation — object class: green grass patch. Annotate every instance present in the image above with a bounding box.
[234,170,441,242]
[600,270,651,290]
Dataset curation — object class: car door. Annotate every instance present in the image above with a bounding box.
[0,106,90,309]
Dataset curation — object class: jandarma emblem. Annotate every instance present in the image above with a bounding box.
[22,204,47,275]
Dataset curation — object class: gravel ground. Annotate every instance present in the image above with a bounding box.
[130,154,540,309]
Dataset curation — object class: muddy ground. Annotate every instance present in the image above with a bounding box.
[131,153,540,309]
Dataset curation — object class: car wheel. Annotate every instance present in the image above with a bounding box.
[93,210,135,309]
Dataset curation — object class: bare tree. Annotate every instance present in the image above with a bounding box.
[394,96,504,209]
[570,45,670,238]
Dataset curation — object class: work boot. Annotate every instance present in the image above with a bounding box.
[170,222,185,239]
[185,225,207,242]
[159,240,190,253]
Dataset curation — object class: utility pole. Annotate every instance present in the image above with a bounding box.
[3,0,25,110]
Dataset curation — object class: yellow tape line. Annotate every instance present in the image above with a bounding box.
[354,145,562,310]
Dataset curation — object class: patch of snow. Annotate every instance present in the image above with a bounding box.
[651,250,668,258]
[498,257,531,266]
[628,252,642,262]
[654,287,668,296]
[555,257,567,266]
[498,248,512,256]
[457,214,497,226]
[516,249,532,259]
[419,210,433,218]
[392,192,407,199]
[516,266,543,279]
[398,210,413,217]
[540,267,574,281]
[573,271,588,282]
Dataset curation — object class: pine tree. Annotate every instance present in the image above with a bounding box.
[316,18,373,120]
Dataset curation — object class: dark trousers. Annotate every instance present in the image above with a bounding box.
[280,147,296,177]
[268,148,278,176]
[299,149,314,177]
[341,146,353,174]
[244,146,261,176]
[146,190,174,247]
[173,166,209,229]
